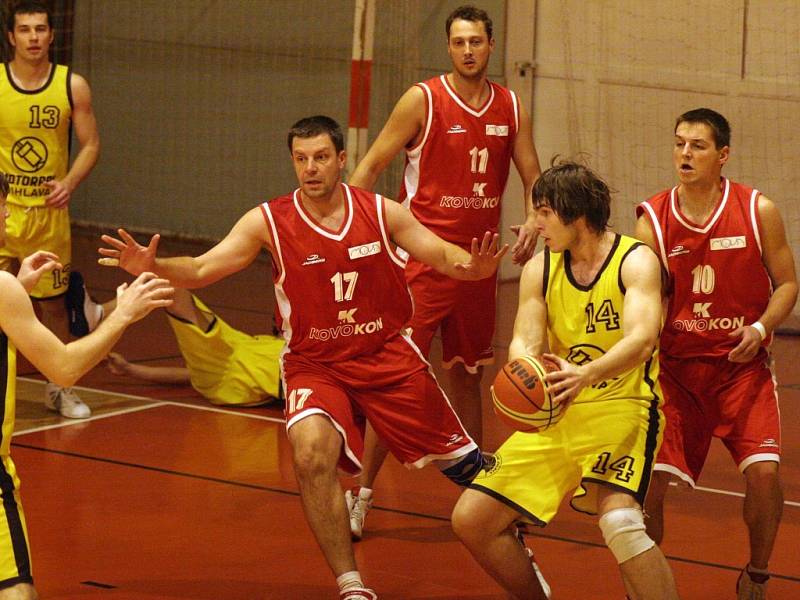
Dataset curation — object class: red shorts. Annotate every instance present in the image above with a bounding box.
[282,333,476,474]
[656,352,781,485]
[405,256,497,373]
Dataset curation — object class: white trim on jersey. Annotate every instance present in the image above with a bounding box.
[739,453,780,473]
[670,178,730,234]
[638,201,669,268]
[653,463,696,487]
[408,82,434,155]
[440,74,495,118]
[261,202,286,286]
[262,201,294,350]
[749,188,763,255]
[292,185,354,241]
[510,89,520,133]
[286,407,363,473]
[375,195,408,268]
[402,83,434,206]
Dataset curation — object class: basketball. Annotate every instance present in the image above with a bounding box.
[491,355,562,432]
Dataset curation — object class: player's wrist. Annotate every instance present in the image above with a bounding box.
[750,320,767,341]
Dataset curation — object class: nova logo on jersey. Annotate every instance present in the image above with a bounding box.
[710,236,746,251]
[348,241,381,260]
[302,254,326,266]
[308,317,384,341]
[668,245,690,258]
[447,124,467,134]
[485,124,509,136]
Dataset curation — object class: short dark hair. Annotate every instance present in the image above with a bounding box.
[7,1,52,32]
[532,158,612,233]
[675,108,731,149]
[445,5,493,40]
[0,172,8,198]
[287,115,344,154]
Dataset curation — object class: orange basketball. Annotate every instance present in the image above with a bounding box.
[491,355,562,432]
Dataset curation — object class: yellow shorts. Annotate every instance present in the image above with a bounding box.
[472,398,664,525]
[0,204,71,299]
[0,456,32,590]
[168,296,284,406]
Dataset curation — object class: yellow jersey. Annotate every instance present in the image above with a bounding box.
[0,63,72,207]
[544,233,661,406]
[0,331,17,458]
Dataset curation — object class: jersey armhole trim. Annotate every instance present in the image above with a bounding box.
[749,189,763,255]
[261,202,285,284]
[407,82,433,155]
[637,202,668,268]
[376,195,407,268]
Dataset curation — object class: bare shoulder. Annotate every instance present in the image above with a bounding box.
[621,243,661,285]
[69,71,93,103]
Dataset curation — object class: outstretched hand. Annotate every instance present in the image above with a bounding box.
[454,232,508,280]
[112,272,174,324]
[17,251,62,293]
[98,228,160,276]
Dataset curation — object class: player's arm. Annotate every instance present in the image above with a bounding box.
[545,246,663,405]
[384,199,507,280]
[45,73,100,208]
[0,271,172,387]
[99,207,271,288]
[728,195,798,362]
[508,251,548,361]
[508,101,543,265]
[349,86,426,190]
[107,352,191,385]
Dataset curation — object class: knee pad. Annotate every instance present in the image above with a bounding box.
[598,507,655,564]
[439,448,488,487]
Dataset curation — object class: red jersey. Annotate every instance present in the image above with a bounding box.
[399,75,519,243]
[263,184,412,363]
[637,178,772,358]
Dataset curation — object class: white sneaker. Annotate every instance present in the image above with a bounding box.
[345,486,373,541]
[737,566,769,600]
[45,383,91,419]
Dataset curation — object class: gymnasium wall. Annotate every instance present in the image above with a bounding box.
[69,0,504,238]
[526,0,799,322]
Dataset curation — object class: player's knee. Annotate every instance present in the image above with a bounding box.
[288,424,340,476]
[438,448,489,487]
[598,507,655,564]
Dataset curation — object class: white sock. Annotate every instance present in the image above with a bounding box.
[336,571,363,592]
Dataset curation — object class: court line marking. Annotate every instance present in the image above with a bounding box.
[14,378,285,437]
[8,441,800,585]
[15,379,797,507]
[669,481,800,508]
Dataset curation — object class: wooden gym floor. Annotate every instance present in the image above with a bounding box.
[9,226,799,599]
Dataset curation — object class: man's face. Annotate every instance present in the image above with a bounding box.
[8,12,53,63]
[291,134,345,200]
[673,121,728,185]
[447,19,494,80]
[534,203,575,253]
